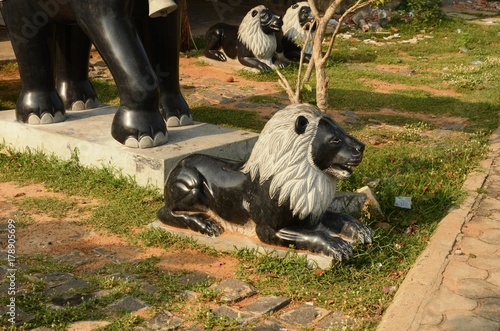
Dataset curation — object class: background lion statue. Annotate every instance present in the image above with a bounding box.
[158,103,373,261]
[204,5,289,71]
[279,1,316,62]
[0,0,191,149]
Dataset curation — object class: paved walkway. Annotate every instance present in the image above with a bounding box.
[378,128,500,331]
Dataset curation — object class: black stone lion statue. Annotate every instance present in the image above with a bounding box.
[0,0,191,148]
[279,1,316,62]
[204,5,289,71]
[158,103,373,261]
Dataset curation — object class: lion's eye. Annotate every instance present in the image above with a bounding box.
[330,138,341,144]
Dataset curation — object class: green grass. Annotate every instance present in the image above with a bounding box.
[1,14,499,331]
[190,106,266,132]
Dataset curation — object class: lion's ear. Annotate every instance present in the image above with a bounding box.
[295,115,309,134]
[252,9,258,17]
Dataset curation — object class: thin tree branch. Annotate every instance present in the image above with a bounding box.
[308,0,320,20]
[276,67,298,103]
[296,22,314,93]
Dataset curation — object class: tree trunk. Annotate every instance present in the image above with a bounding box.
[313,15,329,111]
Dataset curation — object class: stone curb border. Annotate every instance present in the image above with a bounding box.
[377,126,500,331]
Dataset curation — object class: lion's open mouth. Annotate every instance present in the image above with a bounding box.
[324,165,353,180]
[269,23,282,31]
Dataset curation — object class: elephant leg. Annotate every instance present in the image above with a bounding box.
[72,0,167,148]
[54,24,99,111]
[137,0,192,127]
[1,1,65,124]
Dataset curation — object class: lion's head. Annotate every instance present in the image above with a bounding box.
[242,104,365,220]
[282,2,315,54]
[238,5,282,67]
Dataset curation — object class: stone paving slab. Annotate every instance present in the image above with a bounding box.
[105,295,151,313]
[279,303,330,327]
[66,321,111,331]
[212,277,257,303]
[242,295,291,315]
[212,305,258,325]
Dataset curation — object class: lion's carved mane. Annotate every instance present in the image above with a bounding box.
[242,104,336,221]
[238,5,277,68]
[282,2,314,54]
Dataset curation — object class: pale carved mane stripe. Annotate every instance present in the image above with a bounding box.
[282,2,314,54]
[237,5,277,67]
[242,104,337,220]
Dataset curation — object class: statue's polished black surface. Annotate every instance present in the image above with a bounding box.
[1,0,191,148]
[158,104,373,261]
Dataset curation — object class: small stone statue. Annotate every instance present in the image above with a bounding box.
[204,5,289,71]
[279,1,316,62]
[158,104,373,261]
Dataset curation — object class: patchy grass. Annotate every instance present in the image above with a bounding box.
[190,106,265,132]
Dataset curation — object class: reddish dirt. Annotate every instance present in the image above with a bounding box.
[358,77,462,97]
[0,181,239,278]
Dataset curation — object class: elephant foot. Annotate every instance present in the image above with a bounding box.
[58,80,101,111]
[124,132,168,149]
[159,91,193,127]
[70,98,102,111]
[16,90,66,124]
[166,115,193,127]
[27,111,66,124]
[111,106,168,149]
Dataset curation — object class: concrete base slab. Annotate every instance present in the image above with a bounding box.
[147,220,333,269]
[0,107,258,190]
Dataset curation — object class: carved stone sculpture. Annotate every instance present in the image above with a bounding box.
[279,1,316,62]
[0,0,191,148]
[204,5,289,71]
[158,103,373,261]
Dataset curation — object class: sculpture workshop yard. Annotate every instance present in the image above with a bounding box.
[1,8,500,330]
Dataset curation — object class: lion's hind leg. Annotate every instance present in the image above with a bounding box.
[319,212,373,245]
[204,23,238,62]
[274,227,353,261]
[157,206,223,237]
[158,163,223,237]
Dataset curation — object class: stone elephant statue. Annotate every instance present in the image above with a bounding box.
[0,0,192,148]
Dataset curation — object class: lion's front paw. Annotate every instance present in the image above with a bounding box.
[340,221,374,245]
[274,59,290,69]
[276,228,353,261]
[208,50,227,62]
[111,107,168,148]
[323,236,354,261]
[320,213,374,245]
[257,63,272,71]
[190,214,223,237]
